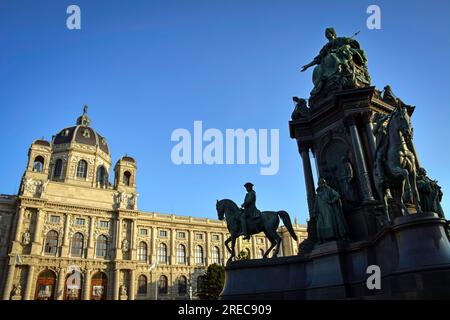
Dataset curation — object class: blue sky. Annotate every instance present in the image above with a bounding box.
[0,0,449,224]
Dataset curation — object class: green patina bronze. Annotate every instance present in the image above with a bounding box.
[301,27,370,97]
[216,183,298,262]
[313,178,349,243]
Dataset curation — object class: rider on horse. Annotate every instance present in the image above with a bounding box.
[240,182,260,240]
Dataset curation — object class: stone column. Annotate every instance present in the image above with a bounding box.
[2,263,15,300]
[129,269,136,300]
[131,219,137,261]
[56,267,66,300]
[364,112,377,157]
[170,229,175,265]
[24,265,35,300]
[14,206,25,242]
[347,116,375,202]
[188,230,194,265]
[115,217,122,260]
[114,269,120,300]
[205,232,210,265]
[83,269,91,300]
[31,209,44,255]
[61,214,71,257]
[87,216,95,259]
[251,236,257,259]
[299,145,316,216]
[151,226,157,264]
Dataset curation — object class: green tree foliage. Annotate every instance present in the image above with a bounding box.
[197,263,225,300]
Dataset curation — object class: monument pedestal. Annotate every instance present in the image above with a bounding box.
[220,213,450,300]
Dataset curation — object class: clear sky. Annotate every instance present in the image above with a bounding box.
[0,0,449,224]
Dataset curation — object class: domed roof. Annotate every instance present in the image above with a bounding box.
[52,106,110,155]
[121,155,136,163]
[32,139,51,147]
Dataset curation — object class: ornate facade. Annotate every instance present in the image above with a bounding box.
[0,108,307,300]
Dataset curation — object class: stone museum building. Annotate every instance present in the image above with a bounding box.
[0,108,306,300]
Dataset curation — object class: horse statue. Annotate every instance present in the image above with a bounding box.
[373,105,422,222]
[216,199,298,263]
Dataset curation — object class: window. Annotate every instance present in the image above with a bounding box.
[138,241,148,262]
[33,156,44,173]
[138,275,147,295]
[123,171,131,186]
[178,276,187,295]
[49,215,60,224]
[257,238,264,244]
[53,159,63,179]
[71,233,84,257]
[98,220,109,228]
[195,233,204,240]
[158,275,168,294]
[75,218,85,226]
[140,229,148,236]
[212,246,220,264]
[158,243,167,264]
[177,244,186,264]
[195,245,204,265]
[96,235,108,258]
[76,160,88,179]
[212,234,220,241]
[44,230,59,255]
[197,276,204,292]
[178,231,186,239]
[159,230,167,238]
[96,165,108,188]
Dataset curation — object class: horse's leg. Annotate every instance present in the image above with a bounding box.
[262,231,276,259]
[230,237,236,261]
[224,236,232,256]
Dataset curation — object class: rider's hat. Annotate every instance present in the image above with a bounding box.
[244,182,254,188]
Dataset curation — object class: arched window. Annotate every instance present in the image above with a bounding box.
[76,160,88,179]
[123,171,131,186]
[44,230,59,255]
[137,275,147,295]
[96,165,108,188]
[35,269,56,300]
[177,244,186,264]
[195,245,204,265]
[178,276,187,295]
[158,275,168,294]
[71,232,84,257]
[138,241,148,262]
[158,243,167,264]
[96,235,108,258]
[91,272,107,300]
[33,156,44,172]
[53,159,63,179]
[212,246,220,264]
[258,249,265,259]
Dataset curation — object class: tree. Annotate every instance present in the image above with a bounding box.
[196,263,225,300]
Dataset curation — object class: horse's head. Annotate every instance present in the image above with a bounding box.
[392,105,414,140]
[216,200,225,221]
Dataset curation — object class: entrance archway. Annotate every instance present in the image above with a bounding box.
[64,272,83,300]
[35,269,56,300]
[91,272,107,300]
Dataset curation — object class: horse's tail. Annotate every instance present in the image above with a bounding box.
[278,211,298,241]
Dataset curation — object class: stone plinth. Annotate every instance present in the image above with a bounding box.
[220,213,450,300]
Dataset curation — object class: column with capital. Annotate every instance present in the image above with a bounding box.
[24,265,35,300]
[131,219,137,261]
[14,206,25,242]
[82,269,91,300]
[86,216,96,259]
[55,268,66,300]
[2,262,15,300]
[299,145,316,217]
[347,115,375,202]
[113,269,120,300]
[115,217,123,260]
[129,269,136,300]
[60,214,71,257]
[150,226,157,264]
[188,230,194,265]
[31,209,45,255]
